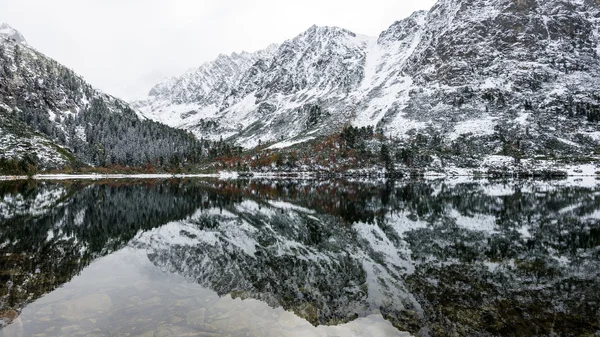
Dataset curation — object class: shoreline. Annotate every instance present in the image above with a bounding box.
[0,173,219,181]
[0,170,598,182]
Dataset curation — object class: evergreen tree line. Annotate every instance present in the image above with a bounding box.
[201,137,244,159]
[560,94,600,122]
[340,125,374,150]
[64,99,202,168]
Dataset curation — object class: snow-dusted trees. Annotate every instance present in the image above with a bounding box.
[64,98,202,167]
[0,40,204,170]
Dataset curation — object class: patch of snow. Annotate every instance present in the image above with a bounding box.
[556,137,580,147]
[586,210,600,219]
[565,164,598,176]
[268,200,316,214]
[268,137,316,149]
[448,116,497,140]
[515,112,531,126]
[354,222,414,274]
[481,184,517,197]
[218,171,239,179]
[585,131,600,142]
[517,225,532,239]
[75,126,86,142]
[451,209,498,233]
[74,208,86,226]
[481,155,515,167]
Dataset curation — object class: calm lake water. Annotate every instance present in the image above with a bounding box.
[0,178,599,337]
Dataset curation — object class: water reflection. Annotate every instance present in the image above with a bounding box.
[0,178,599,337]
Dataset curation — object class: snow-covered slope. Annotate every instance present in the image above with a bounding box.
[135,0,600,161]
[0,23,27,45]
[133,45,280,134]
[0,112,73,169]
[134,26,375,147]
[132,199,419,327]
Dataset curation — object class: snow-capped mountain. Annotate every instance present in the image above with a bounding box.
[135,44,280,132]
[0,24,201,170]
[135,0,600,159]
[134,26,374,147]
[0,23,27,45]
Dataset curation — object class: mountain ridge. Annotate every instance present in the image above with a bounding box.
[133,0,600,172]
[2,1,600,175]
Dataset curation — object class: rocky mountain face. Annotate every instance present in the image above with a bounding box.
[0,24,201,171]
[135,0,600,165]
[134,26,373,147]
[135,44,280,132]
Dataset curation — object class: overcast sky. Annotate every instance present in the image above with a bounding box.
[0,0,436,101]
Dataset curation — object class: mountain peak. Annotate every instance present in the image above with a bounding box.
[300,24,357,39]
[134,2,600,158]
[378,10,428,44]
[0,23,27,45]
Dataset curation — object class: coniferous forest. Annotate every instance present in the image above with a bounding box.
[0,41,206,173]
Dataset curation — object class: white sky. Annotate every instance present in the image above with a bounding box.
[0,0,436,101]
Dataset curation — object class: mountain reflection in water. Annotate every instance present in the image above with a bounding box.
[0,178,599,337]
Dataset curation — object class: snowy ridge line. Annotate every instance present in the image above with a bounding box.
[131,0,600,169]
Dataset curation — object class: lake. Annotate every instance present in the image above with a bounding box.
[0,178,599,337]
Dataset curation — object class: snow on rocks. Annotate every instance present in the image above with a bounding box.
[132,0,600,178]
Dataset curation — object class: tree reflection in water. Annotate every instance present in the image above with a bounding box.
[0,178,599,336]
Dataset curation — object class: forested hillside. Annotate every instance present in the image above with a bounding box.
[0,25,204,173]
